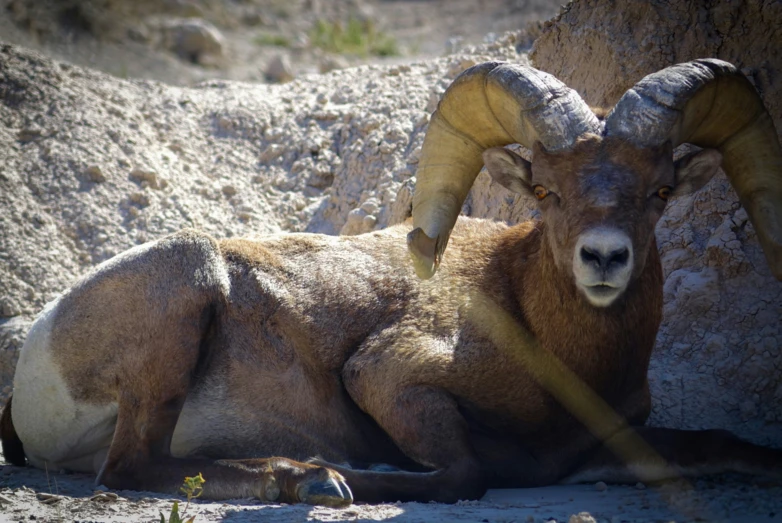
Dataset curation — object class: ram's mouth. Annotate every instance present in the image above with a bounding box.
[588,283,618,294]
[579,282,623,307]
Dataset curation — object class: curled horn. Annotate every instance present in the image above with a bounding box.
[606,59,782,280]
[408,62,602,279]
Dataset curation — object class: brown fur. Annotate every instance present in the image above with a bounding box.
[3,138,780,505]
[590,106,610,120]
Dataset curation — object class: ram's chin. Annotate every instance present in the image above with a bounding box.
[578,283,625,308]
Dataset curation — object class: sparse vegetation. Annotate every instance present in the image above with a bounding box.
[254,32,291,48]
[160,500,194,523]
[309,17,399,57]
[159,473,206,523]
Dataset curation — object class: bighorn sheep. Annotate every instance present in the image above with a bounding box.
[2,59,782,507]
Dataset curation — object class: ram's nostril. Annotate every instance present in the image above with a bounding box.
[608,247,630,267]
[580,246,601,266]
[580,245,630,269]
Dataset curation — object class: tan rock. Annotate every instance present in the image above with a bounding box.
[531,0,782,143]
[161,17,225,66]
[265,54,295,83]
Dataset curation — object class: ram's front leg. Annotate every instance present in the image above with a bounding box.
[100,443,352,505]
[98,380,352,506]
[319,380,488,504]
[94,302,351,506]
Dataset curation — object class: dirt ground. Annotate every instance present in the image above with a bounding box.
[2,448,782,522]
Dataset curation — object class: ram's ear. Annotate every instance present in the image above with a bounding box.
[483,147,533,196]
[672,148,723,197]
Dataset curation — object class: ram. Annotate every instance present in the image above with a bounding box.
[2,59,781,507]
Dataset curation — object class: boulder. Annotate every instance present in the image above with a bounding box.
[318,54,350,74]
[265,53,295,83]
[160,17,225,66]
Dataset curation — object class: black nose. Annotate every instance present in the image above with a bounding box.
[580,245,630,270]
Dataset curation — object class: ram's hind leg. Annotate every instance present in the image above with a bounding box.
[562,426,782,484]
[60,231,349,506]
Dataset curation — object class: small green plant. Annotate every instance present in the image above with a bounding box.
[160,473,206,523]
[309,17,398,57]
[160,501,193,523]
[254,32,291,48]
[181,473,206,500]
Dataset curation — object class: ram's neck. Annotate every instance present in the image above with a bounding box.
[499,221,663,398]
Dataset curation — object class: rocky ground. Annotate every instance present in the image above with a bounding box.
[2,447,782,522]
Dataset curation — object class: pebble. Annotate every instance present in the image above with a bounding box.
[85,165,106,183]
[0,297,21,317]
[90,492,119,502]
[129,192,150,207]
[129,169,161,190]
[319,54,349,74]
[36,493,62,504]
[266,54,295,83]
[594,481,608,492]
[568,513,597,523]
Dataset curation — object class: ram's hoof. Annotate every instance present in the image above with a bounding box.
[297,468,353,507]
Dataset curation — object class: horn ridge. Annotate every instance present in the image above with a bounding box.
[607,58,782,280]
[409,61,598,278]
[605,59,750,146]
[486,64,602,151]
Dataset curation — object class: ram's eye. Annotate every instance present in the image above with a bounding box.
[533,185,549,200]
[656,186,673,201]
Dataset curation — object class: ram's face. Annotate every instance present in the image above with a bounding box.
[532,137,674,307]
[483,136,722,308]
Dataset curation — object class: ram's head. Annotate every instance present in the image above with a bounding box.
[408,60,782,307]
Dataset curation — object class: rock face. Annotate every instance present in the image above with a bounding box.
[531,0,782,445]
[530,0,782,136]
[0,28,780,450]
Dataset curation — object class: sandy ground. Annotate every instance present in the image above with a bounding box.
[2,449,782,523]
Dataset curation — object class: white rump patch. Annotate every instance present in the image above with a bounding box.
[12,297,117,473]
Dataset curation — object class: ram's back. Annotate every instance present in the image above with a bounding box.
[211,218,519,367]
